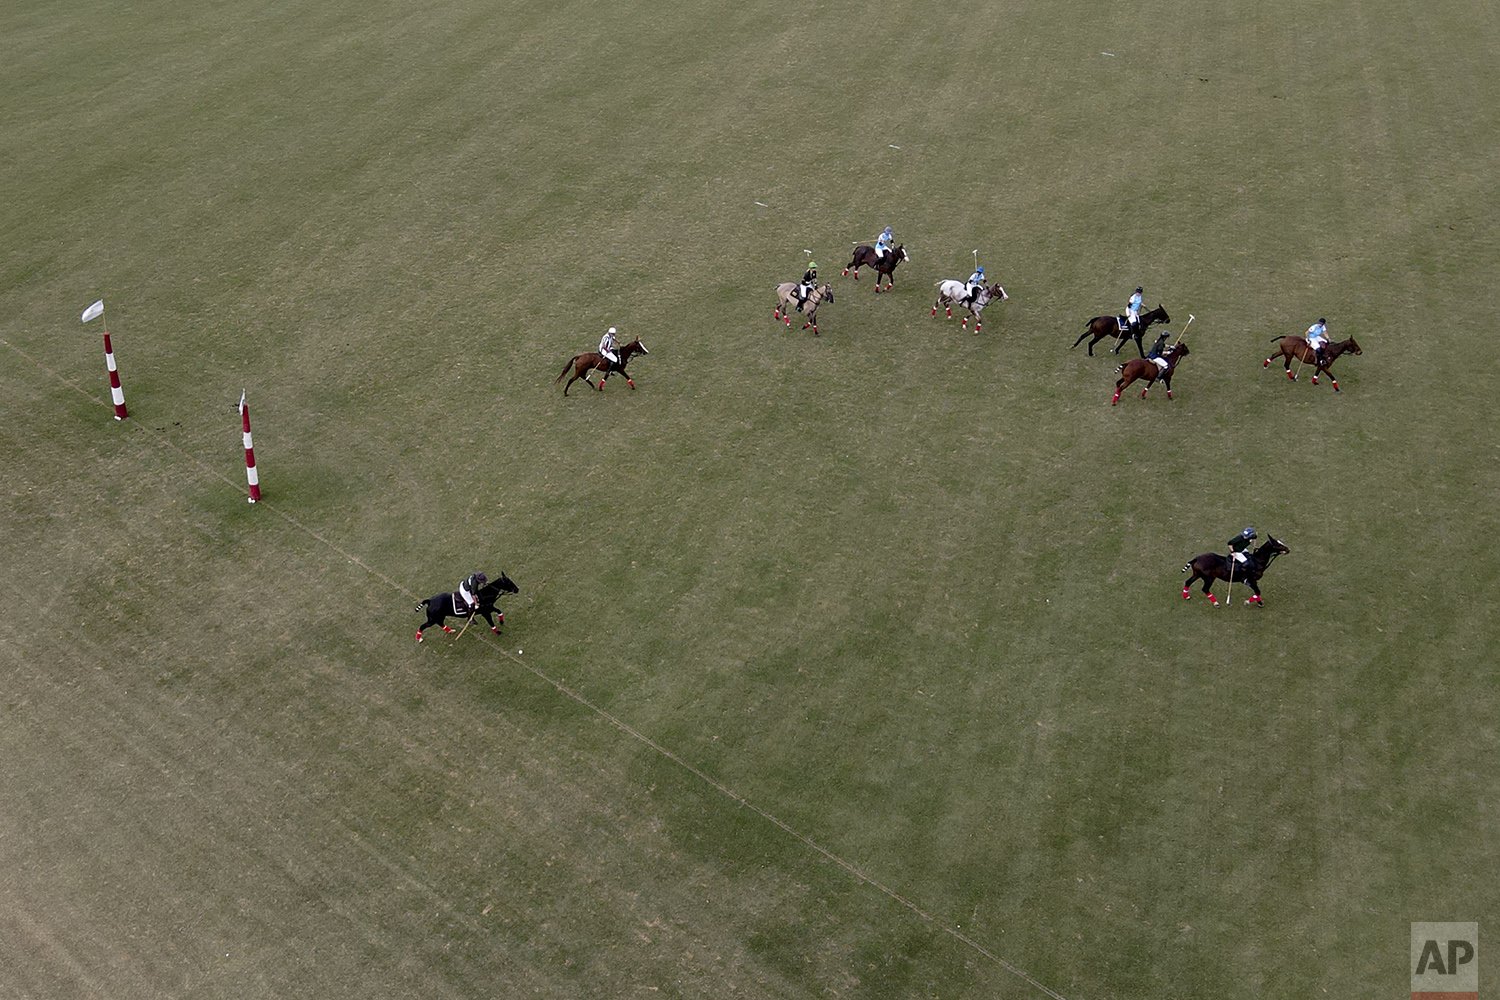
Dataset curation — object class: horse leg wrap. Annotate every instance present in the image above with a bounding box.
[415,631,424,642]
[1111,393,1120,406]
[1263,358,1272,368]
[442,625,455,634]
[1181,588,1191,600]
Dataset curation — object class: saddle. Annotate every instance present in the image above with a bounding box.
[453,591,478,612]
[1116,315,1132,333]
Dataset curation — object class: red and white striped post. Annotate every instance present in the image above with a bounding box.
[238,390,261,504]
[81,299,127,420]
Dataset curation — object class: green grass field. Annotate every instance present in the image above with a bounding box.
[3,0,1498,996]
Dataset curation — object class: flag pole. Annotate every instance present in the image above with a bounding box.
[238,390,261,503]
[83,299,127,420]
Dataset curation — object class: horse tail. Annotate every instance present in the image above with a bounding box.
[414,599,428,613]
[1268,335,1286,343]
[1182,563,1192,574]
[556,355,580,382]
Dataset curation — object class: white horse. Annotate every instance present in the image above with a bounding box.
[931,280,1008,332]
[773,282,834,336]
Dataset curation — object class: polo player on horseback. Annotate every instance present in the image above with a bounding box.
[796,262,819,312]
[1146,330,1170,362]
[599,326,621,369]
[1126,286,1145,336]
[1304,318,1329,367]
[1228,527,1256,567]
[457,571,487,612]
[964,265,986,307]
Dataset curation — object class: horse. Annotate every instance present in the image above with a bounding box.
[556,337,650,396]
[1182,537,1290,606]
[1263,335,1362,391]
[415,571,520,642]
[1072,304,1170,357]
[930,280,1009,333]
[842,244,910,292]
[773,282,835,335]
[1112,343,1190,405]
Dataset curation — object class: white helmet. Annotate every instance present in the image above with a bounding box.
[608,326,617,334]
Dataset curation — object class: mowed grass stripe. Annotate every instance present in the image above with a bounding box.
[4,0,1499,996]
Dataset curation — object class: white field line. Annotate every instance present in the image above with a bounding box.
[3,338,1074,1000]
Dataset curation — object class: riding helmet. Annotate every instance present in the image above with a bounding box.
[977,266,985,276]
[1135,286,1143,293]
[1318,318,1326,325]
[1241,526,1256,539]
[608,326,617,335]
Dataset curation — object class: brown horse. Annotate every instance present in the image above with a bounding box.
[1112,343,1189,405]
[555,337,650,395]
[842,244,909,292]
[1182,536,1290,606]
[1264,335,1362,391]
[773,282,834,335]
[1073,304,1170,357]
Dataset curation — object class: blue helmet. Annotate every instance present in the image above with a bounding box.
[976,266,985,276]
[1241,526,1256,539]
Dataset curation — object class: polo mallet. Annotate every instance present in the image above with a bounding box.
[451,592,482,643]
[1291,343,1308,382]
[1224,553,1236,608]
[1290,328,1315,382]
[1172,314,1195,350]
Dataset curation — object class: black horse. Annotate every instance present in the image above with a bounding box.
[1073,304,1170,357]
[842,244,909,292]
[415,571,520,642]
[1181,537,1290,606]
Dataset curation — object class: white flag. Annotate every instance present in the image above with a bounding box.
[81,300,104,323]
